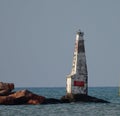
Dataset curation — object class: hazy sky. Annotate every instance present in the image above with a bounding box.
[0,0,120,87]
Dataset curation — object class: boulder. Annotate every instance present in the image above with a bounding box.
[0,89,46,105]
[0,82,14,96]
[42,98,62,104]
[61,94,110,103]
[9,89,45,105]
[0,96,15,105]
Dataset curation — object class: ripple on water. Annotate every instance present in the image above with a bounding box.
[0,87,120,116]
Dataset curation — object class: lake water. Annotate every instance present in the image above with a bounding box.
[0,87,120,116]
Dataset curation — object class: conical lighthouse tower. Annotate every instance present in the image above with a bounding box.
[66,30,88,95]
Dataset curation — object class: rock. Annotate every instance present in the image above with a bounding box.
[42,98,62,104]
[0,82,14,96]
[0,96,15,105]
[0,89,45,105]
[9,89,46,105]
[61,94,110,103]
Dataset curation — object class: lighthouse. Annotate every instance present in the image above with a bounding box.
[66,30,88,95]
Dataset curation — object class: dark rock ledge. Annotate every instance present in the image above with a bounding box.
[0,82,110,105]
[61,94,110,103]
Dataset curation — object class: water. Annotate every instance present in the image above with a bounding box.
[0,87,120,116]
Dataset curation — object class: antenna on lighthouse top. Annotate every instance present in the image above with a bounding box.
[77,29,84,36]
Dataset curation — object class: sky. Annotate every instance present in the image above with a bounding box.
[0,0,120,87]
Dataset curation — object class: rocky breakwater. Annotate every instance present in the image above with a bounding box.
[0,82,14,95]
[0,82,45,105]
[61,94,110,103]
[0,82,110,105]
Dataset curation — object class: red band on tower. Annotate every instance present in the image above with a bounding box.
[74,81,84,87]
